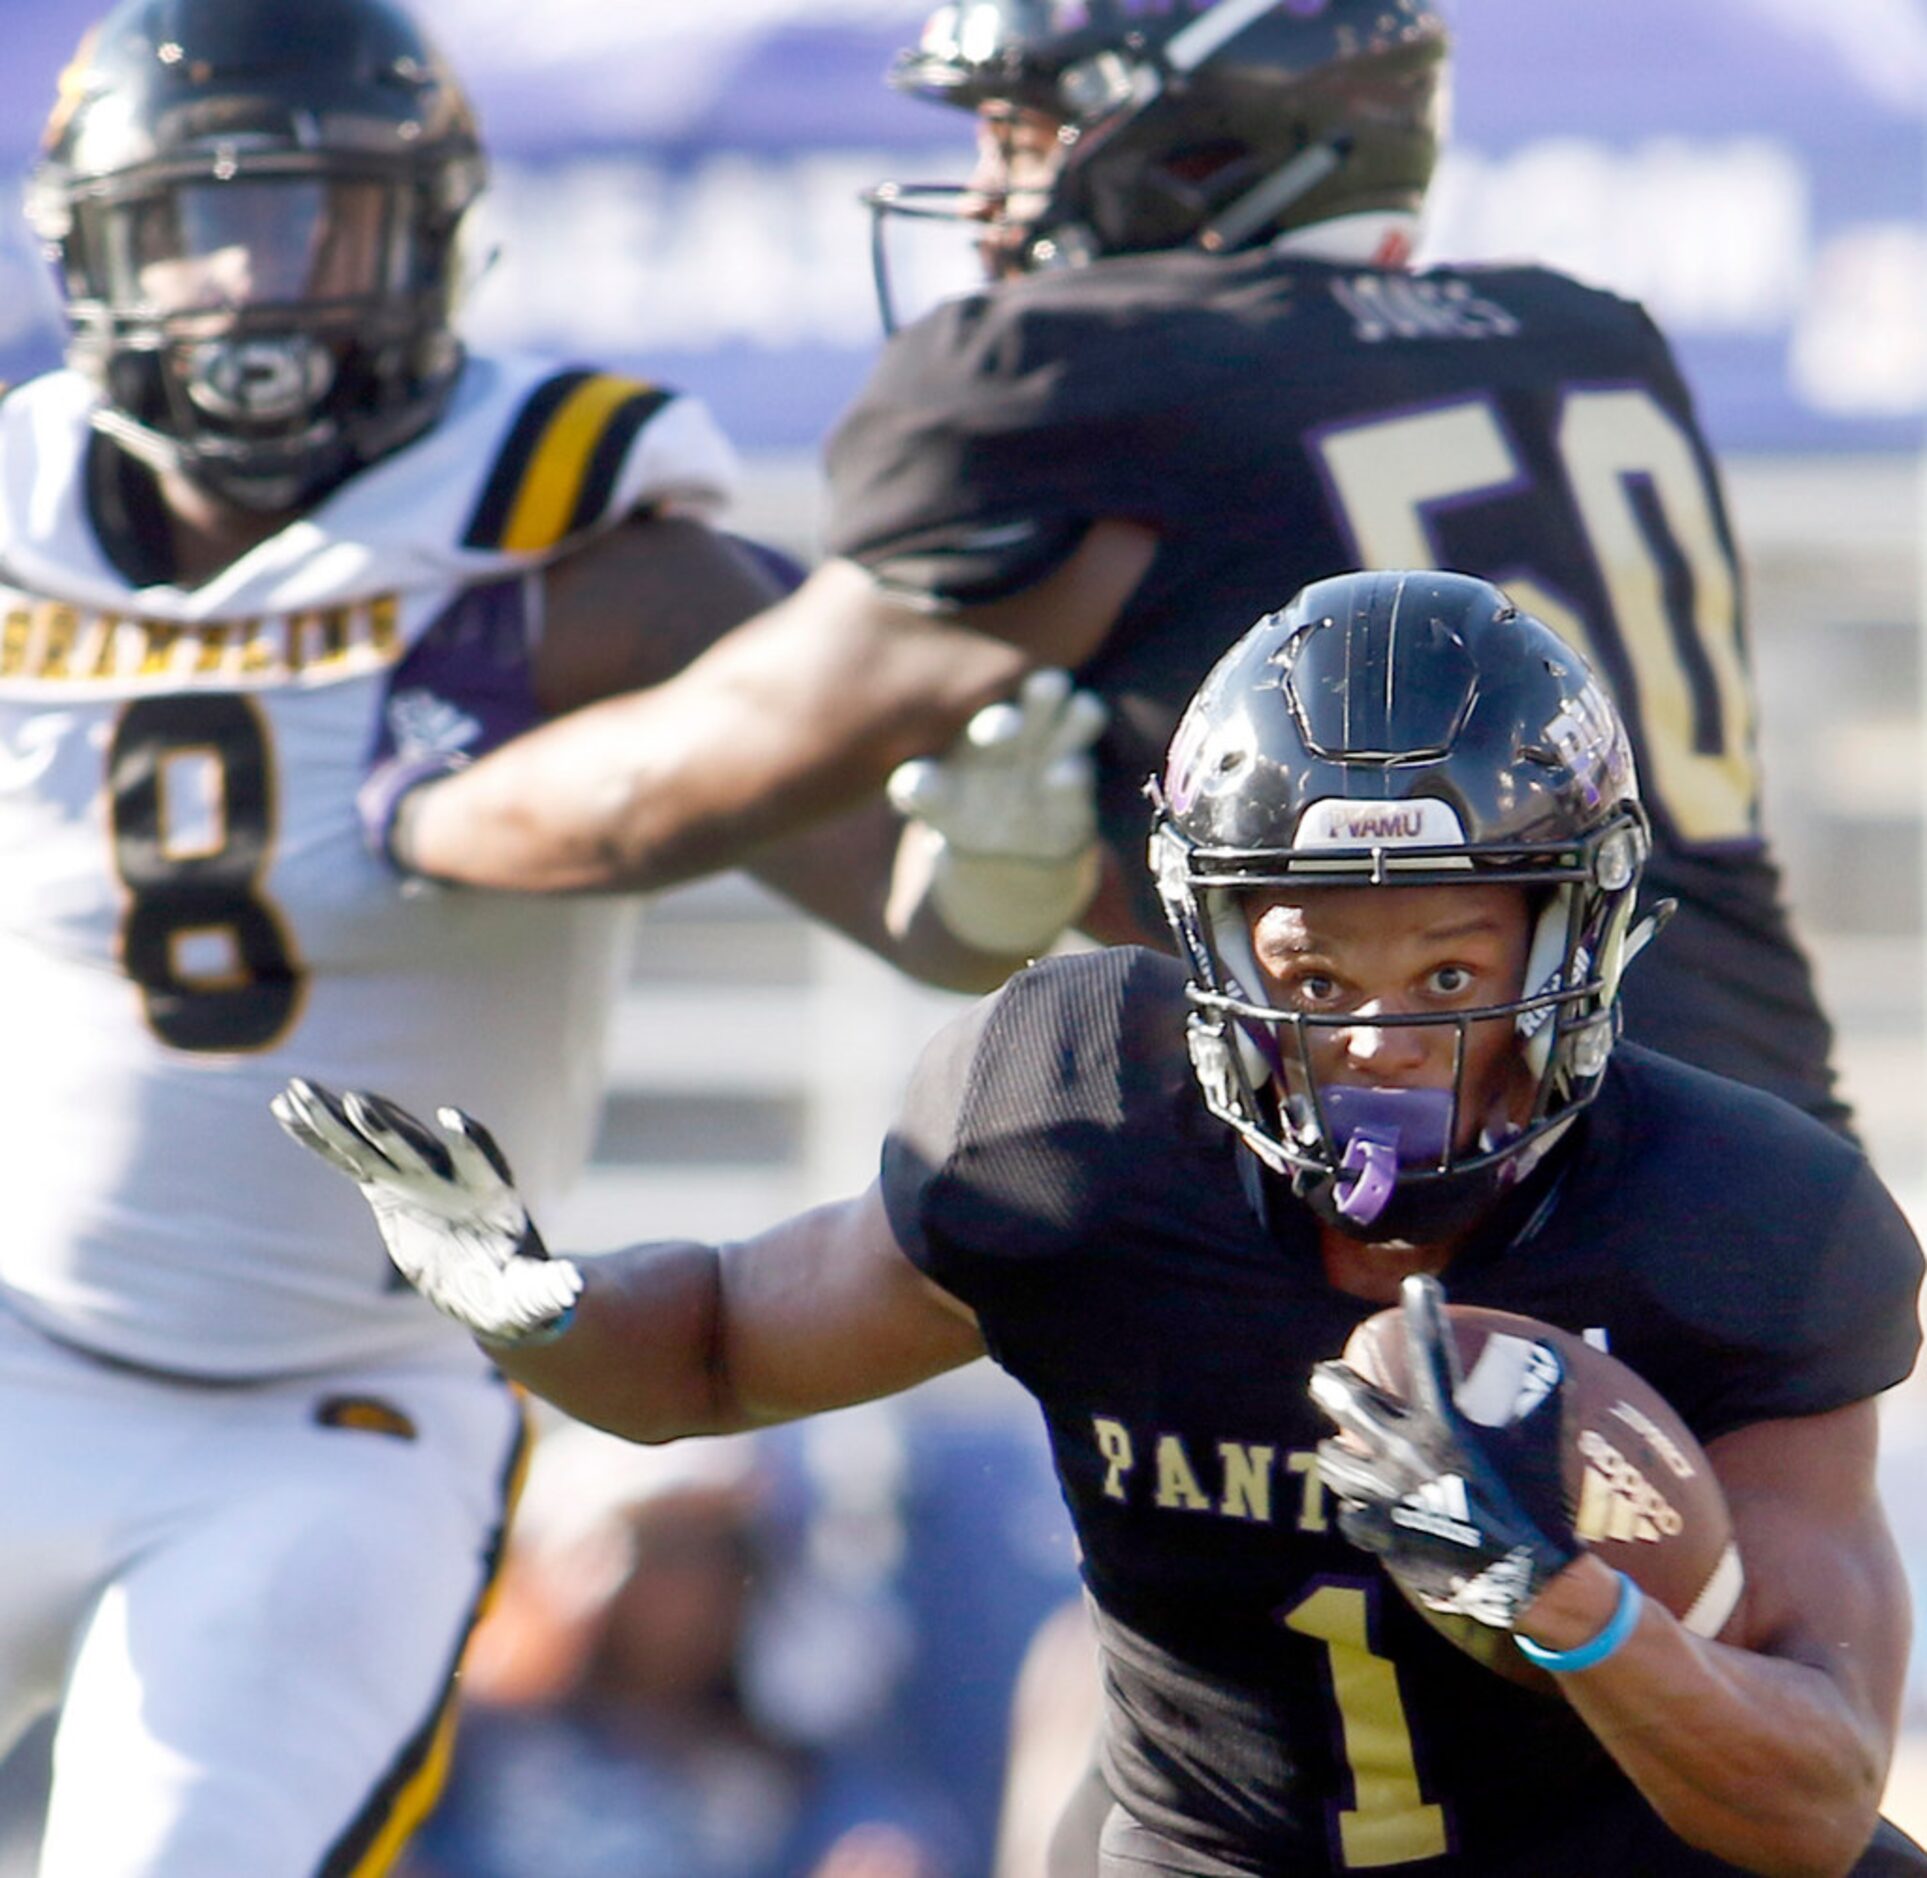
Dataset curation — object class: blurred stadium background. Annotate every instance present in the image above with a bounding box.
[0,0,1919,1870]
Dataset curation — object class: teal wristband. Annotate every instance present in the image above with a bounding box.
[1515,1570,1643,1673]
[478,1301,577,1353]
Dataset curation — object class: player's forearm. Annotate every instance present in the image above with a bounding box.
[486,1190,982,1440]
[1522,1560,1885,1876]
[1572,1637,1881,1877]
[739,803,1038,995]
[398,572,1031,895]
[393,692,826,893]
[486,1240,754,1443]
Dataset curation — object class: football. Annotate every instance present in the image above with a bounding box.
[1339,1303,1745,1689]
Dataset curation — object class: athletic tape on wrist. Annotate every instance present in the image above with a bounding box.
[1514,1570,1643,1672]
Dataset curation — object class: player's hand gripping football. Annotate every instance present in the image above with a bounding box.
[1310,1275,1578,1629]
[887,667,1107,955]
[272,1078,581,1348]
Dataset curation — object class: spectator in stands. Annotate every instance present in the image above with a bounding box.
[402,1424,962,1878]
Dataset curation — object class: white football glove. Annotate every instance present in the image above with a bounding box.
[887,668,1107,955]
[271,1078,581,1348]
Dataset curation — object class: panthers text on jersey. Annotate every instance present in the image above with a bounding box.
[827,251,1846,1130]
[0,356,734,1377]
[880,947,1924,1877]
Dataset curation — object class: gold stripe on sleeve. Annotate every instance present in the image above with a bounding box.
[498,374,655,554]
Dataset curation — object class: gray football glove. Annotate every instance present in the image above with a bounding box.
[271,1078,581,1348]
[887,668,1106,955]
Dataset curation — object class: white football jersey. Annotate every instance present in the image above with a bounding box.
[0,357,736,1378]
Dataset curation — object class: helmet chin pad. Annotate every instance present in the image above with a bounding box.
[1516,886,1572,1077]
[1205,888,1281,1084]
[1321,1086,1454,1226]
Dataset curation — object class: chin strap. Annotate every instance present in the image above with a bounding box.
[1197,137,1353,253]
[1618,899,1675,977]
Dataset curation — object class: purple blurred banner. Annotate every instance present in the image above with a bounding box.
[0,0,1919,453]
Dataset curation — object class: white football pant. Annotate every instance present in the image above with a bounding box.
[0,1305,524,1878]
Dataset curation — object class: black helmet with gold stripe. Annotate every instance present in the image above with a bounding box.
[27,0,486,512]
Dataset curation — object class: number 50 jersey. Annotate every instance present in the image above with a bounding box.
[0,356,734,1378]
[828,250,1845,1130]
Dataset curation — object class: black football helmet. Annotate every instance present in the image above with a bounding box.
[866,0,1449,328]
[26,0,486,511]
[1149,570,1663,1246]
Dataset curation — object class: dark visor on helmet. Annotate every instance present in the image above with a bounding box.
[68,176,415,319]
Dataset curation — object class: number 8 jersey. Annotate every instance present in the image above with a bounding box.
[0,355,735,1378]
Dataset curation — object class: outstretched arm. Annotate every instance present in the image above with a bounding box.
[501,1185,985,1442]
[393,521,1155,896]
[358,512,1148,986]
[272,1081,985,1444]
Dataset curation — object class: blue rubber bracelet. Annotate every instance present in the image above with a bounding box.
[1515,1570,1644,1673]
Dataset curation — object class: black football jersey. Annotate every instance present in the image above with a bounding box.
[879,948,1924,1876]
[828,252,1847,1131]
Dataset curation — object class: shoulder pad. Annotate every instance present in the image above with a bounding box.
[461,368,675,554]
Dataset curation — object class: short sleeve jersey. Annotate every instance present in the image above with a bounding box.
[879,948,1923,1875]
[0,357,731,1377]
[828,253,1845,1129]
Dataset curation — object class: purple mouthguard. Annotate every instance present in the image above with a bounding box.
[1322,1086,1454,1225]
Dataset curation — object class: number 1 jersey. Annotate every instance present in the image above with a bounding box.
[880,947,1923,1873]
